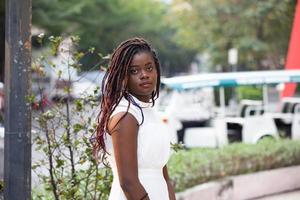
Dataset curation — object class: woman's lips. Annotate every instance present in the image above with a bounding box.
[139,82,152,88]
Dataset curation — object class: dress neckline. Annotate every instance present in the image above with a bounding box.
[128,94,153,108]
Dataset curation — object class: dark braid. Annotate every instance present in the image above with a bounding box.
[93,37,161,161]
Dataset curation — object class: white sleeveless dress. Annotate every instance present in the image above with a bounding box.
[105,95,171,200]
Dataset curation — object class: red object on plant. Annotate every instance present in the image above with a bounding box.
[33,102,39,110]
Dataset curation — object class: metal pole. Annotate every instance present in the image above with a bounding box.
[4,0,32,199]
[263,84,269,112]
[219,87,226,117]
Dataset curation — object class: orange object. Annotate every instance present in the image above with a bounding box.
[162,118,168,124]
[282,1,300,98]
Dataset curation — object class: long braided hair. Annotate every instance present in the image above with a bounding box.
[93,37,161,161]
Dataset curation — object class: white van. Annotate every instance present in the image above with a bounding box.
[156,87,214,144]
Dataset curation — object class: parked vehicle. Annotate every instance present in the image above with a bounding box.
[32,37,88,102]
[161,70,300,148]
[270,97,300,139]
[72,77,99,99]
[291,104,300,140]
[225,100,278,143]
[32,63,99,102]
[183,100,278,148]
[156,88,214,144]
[40,60,78,101]
[79,70,104,86]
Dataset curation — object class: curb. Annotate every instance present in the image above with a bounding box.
[176,165,300,200]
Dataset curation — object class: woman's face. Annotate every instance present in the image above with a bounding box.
[127,51,158,102]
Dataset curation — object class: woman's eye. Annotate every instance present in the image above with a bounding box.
[129,69,138,74]
[146,66,153,71]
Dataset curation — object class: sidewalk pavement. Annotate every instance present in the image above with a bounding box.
[253,190,300,200]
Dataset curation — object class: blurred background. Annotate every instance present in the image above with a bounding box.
[1,0,300,199]
[0,0,297,81]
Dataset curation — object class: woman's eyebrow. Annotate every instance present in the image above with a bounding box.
[145,62,153,66]
[129,65,139,68]
[130,62,153,68]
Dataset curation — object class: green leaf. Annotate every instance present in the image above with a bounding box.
[48,36,62,56]
[70,35,80,44]
[74,51,85,61]
[25,94,36,104]
[88,47,95,53]
[74,99,83,111]
[73,123,84,133]
[56,158,65,168]
[37,33,45,44]
[57,70,62,78]
[32,164,40,170]
[42,110,55,120]
[171,142,185,152]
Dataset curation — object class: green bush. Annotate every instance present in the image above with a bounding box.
[167,138,300,192]
[236,86,263,101]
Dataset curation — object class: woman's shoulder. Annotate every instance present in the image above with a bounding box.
[110,97,143,124]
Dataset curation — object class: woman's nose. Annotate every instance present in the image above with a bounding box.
[140,70,149,79]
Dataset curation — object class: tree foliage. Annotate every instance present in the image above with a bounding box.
[170,0,297,71]
[32,0,197,76]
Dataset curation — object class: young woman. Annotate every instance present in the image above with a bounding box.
[94,37,176,200]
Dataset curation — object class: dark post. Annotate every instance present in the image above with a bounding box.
[4,0,32,199]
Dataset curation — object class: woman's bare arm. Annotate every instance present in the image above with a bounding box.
[163,165,176,200]
[109,112,149,200]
